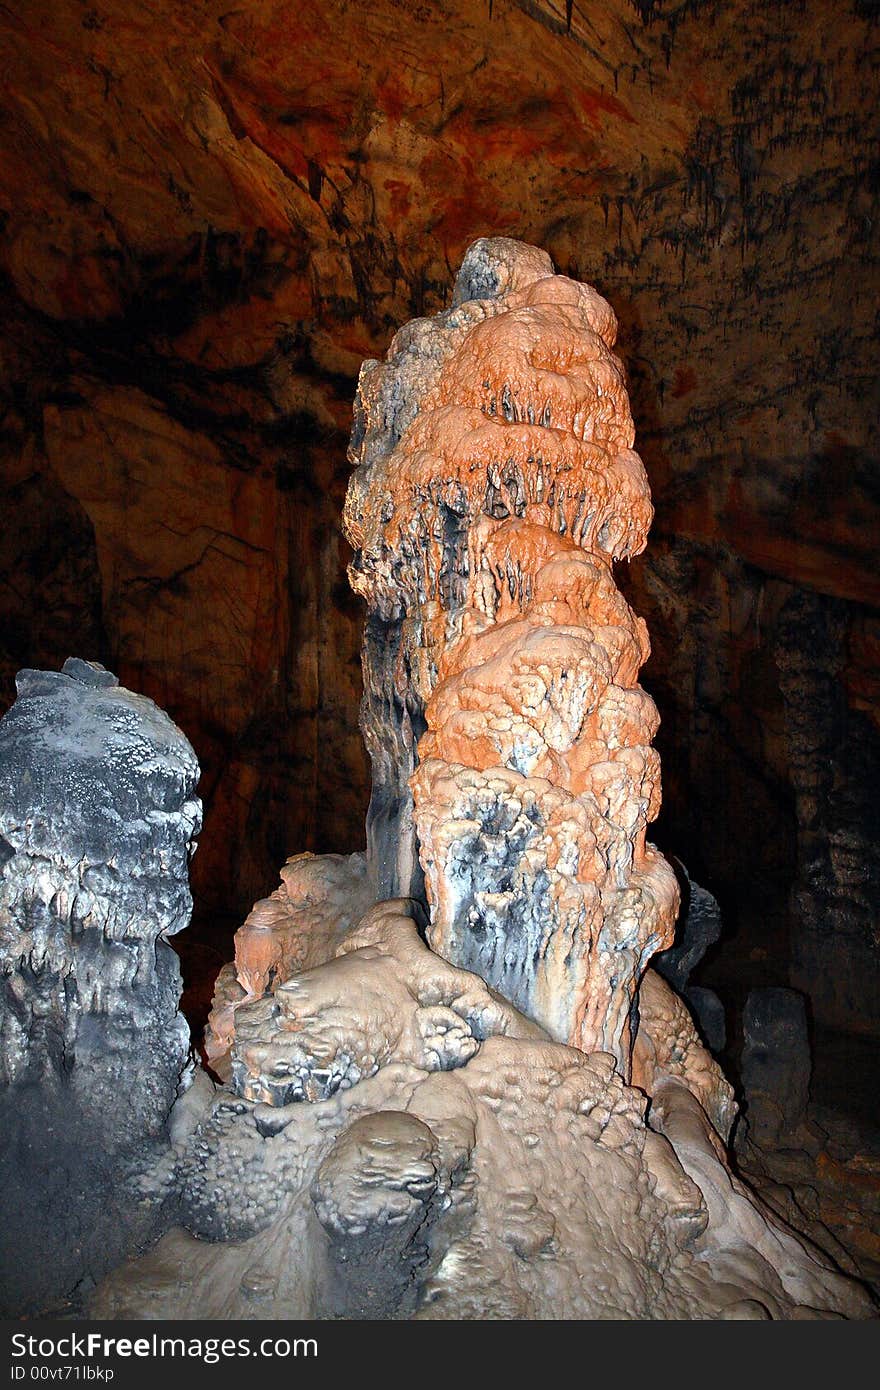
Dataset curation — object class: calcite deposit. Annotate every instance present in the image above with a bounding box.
[205,851,372,1074]
[344,237,678,1072]
[94,903,873,1321]
[4,246,874,1323]
[3,0,878,1053]
[0,658,201,1315]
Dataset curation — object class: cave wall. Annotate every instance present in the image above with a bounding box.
[0,0,877,1027]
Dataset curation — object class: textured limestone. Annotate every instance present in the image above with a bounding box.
[1,0,878,1042]
[633,968,736,1145]
[654,864,726,1052]
[0,659,201,1315]
[774,592,880,1030]
[205,851,372,1073]
[310,1109,448,1319]
[230,902,544,1108]
[344,237,678,1072]
[740,1119,880,1290]
[93,902,873,1321]
[654,866,723,996]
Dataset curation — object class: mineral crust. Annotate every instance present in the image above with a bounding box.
[0,658,201,1314]
[343,237,678,1071]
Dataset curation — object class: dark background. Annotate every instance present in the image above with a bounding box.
[1,0,878,1039]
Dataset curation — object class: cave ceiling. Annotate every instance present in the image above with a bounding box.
[0,0,877,1028]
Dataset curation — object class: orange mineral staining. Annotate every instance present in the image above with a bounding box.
[344,237,678,1075]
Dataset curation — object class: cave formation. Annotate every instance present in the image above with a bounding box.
[0,0,878,1321]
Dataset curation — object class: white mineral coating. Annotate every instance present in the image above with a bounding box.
[92,902,873,1321]
[0,658,201,1315]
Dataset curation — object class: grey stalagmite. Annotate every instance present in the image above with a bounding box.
[0,658,201,1315]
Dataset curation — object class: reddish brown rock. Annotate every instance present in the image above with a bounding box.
[0,0,877,1035]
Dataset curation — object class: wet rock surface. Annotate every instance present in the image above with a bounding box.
[1,1,877,1049]
[345,238,679,1071]
[0,659,201,1315]
[94,901,873,1321]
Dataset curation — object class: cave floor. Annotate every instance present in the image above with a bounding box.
[172,916,880,1304]
[694,923,880,1300]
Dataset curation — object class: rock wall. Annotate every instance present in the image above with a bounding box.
[0,659,201,1315]
[0,0,877,1026]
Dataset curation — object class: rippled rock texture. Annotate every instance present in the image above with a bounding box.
[0,659,201,1315]
[344,237,678,1071]
[1,0,877,1034]
[95,902,872,1321]
[122,243,874,1322]
[205,850,373,1073]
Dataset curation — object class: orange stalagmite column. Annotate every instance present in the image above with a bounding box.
[344,238,678,1076]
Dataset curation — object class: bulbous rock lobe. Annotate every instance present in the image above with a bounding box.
[344,238,677,1072]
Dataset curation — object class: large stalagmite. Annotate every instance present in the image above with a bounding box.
[18,242,873,1322]
[343,237,678,1071]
